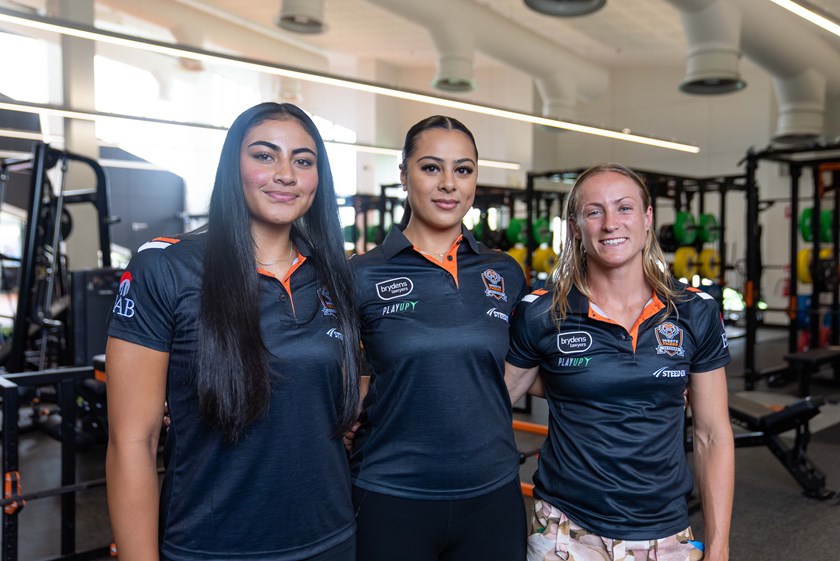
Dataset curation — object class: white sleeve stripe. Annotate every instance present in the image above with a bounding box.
[138,241,172,252]
[522,294,540,303]
[695,291,714,300]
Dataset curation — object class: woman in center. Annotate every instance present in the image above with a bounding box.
[348,115,528,561]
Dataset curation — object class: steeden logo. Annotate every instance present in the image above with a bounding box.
[376,277,414,300]
[556,331,593,354]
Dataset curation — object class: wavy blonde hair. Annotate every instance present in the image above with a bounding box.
[549,163,682,327]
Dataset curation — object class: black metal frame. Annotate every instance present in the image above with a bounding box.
[1,366,111,561]
[1,143,113,373]
[741,143,840,390]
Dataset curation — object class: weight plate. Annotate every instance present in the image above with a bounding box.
[506,245,527,272]
[698,248,721,278]
[343,225,359,243]
[820,209,834,243]
[657,224,677,253]
[698,213,719,243]
[797,248,812,284]
[533,217,551,245]
[506,218,525,245]
[673,211,697,246]
[532,246,557,273]
[673,246,698,278]
[799,208,813,242]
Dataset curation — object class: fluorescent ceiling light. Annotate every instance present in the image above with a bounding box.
[0,114,521,171]
[768,0,840,36]
[0,7,699,153]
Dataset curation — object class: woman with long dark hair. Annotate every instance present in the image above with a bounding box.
[348,115,528,561]
[105,102,361,561]
[506,163,734,561]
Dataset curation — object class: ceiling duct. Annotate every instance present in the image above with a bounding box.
[665,0,746,94]
[524,0,607,17]
[276,0,326,34]
[736,0,839,143]
[427,18,476,92]
[367,0,608,119]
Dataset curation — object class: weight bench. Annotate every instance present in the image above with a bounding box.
[784,346,840,398]
[727,393,834,499]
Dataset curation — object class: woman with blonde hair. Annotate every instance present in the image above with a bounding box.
[506,163,734,561]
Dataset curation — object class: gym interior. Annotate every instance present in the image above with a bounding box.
[1,1,839,559]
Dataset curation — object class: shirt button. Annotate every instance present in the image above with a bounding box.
[447,255,453,261]
[279,293,287,301]
[620,334,627,340]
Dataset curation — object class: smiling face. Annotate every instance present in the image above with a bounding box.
[239,117,319,235]
[401,128,477,234]
[571,170,653,274]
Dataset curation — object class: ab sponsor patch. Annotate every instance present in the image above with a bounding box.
[376,277,413,300]
[655,322,685,357]
[112,271,136,318]
[556,331,593,354]
[481,269,507,302]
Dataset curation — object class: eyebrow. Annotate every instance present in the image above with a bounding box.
[247,140,317,157]
[417,155,477,165]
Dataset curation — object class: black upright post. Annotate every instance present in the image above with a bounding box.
[525,173,535,286]
[744,150,759,390]
[1,377,20,561]
[810,168,822,350]
[789,165,801,356]
[8,143,48,372]
[59,379,77,555]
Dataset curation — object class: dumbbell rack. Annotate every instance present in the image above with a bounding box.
[742,142,840,391]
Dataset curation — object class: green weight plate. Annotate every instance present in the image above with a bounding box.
[343,225,359,243]
[673,211,697,246]
[472,221,485,242]
[820,209,834,243]
[698,213,719,243]
[799,208,813,242]
[506,218,525,245]
[365,225,380,244]
[533,217,551,245]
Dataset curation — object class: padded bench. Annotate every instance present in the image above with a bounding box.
[784,346,840,397]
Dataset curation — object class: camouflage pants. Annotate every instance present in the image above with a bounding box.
[527,500,704,561]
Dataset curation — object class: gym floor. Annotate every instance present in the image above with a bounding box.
[7,328,840,561]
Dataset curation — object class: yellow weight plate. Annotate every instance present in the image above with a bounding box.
[673,246,698,278]
[507,245,528,272]
[532,246,557,273]
[699,248,721,278]
[797,248,812,284]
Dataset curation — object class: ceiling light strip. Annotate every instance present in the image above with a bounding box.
[0,117,521,170]
[0,7,699,153]
[768,0,840,36]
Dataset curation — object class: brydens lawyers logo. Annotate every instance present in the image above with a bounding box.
[113,271,135,318]
[557,331,593,354]
[655,322,685,357]
[481,269,507,302]
[376,277,413,300]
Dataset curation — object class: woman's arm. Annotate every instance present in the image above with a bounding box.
[105,337,169,561]
[343,375,369,451]
[689,368,734,561]
[505,362,542,404]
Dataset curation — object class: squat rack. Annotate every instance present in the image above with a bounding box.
[0,143,114,373]
[741,142,840,391]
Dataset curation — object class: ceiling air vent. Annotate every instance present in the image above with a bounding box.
[524,0,606,17]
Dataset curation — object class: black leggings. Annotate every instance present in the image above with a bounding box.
[353,478,526,561]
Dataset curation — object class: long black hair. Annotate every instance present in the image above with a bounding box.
[398,115,478,226]
[197,102,361,442]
